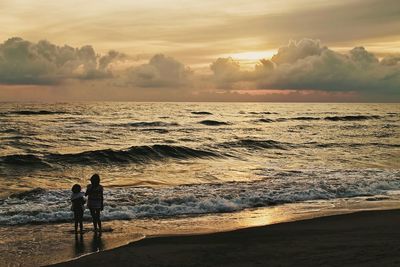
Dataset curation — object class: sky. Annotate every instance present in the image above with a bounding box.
[0,0,399,102]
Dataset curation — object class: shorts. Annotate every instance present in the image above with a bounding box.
[73,209,84,221]
[87,199,102,209]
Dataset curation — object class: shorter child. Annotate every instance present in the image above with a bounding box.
[71,184,86,234]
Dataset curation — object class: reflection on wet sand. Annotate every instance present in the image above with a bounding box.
[74,234,85,255]
[73,232,104,257]
[91,232,104,253]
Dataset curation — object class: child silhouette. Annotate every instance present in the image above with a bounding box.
[71,184,85,234]
[86,174,104,233]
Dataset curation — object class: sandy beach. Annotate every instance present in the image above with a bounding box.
[51,209,400,267]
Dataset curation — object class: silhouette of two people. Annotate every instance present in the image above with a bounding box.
[70,174,104,234]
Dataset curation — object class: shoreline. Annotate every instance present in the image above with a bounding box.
[51,208,400,267]
[2,197,399,266]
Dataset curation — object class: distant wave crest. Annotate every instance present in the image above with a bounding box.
[126,121,179,127]
[50,145,220,164]
[220,139,289,150]
[257,118,275,123]
[7,110,68,115]
[199,120,230,126]
[324,115,381,121]
[0,145,221,167]
[0,154,51,167]
[191,111,213,115]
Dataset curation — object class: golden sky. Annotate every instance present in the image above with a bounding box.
[0,0,399,101]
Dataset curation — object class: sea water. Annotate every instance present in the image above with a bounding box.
[0,102,399,265]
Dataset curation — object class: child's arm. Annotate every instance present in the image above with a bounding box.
[85,185,90,196]
[101,187,104,211]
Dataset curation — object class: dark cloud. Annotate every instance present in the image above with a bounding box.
[211,39,400,95]
[126,54,192,88]
[0,37,123,85]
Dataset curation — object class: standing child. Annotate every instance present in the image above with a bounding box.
[71,184,85,234]
[86,174,104,233]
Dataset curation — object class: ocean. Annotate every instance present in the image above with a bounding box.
[0,102,399,265]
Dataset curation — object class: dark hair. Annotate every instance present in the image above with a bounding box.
[71,184,81,193]
[90,174,100,186]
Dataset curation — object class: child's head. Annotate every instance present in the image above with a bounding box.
[90,174,100,186]
[71,184,81,194]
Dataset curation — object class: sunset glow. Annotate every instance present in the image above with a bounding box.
[227,50,277,61]
[1,2,400,266]
[0,0,398,102]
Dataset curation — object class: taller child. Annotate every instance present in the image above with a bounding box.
[86,174,104,233]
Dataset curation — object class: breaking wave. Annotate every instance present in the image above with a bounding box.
[1,169,399,225]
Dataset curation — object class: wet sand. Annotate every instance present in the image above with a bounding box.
[51,209,400,267]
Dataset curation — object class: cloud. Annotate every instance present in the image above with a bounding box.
[380,55,400,66]
[99,50,126,70]
[211,39,400,95]
[270,39,325,65]
[210,57,243,88]
[0,37,124,84]
[1,36,399,101]
[125,54,192,88]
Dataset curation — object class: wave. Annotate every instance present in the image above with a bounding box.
[49,145,221,165]
[0,154,51,167]
[249,112,278,115]
[312,142,400,149]
[0,129,19,133]
[324,115,381,121]
[0,145,221,167]
[270,115,383,122]
[291,116,321,121]
[220,139,289,150]
[191,111,213,115]
[126,121,179,127]
[8,188,47,199]
[1,169,399,225]
[140,128,169,134]
[199,120,230,126]
[257,118,275,123]
[8,110,68,115]
[349,143,400,148]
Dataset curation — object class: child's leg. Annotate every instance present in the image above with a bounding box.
[74,212,79,233]
[78,209,84,233]
[97,210,102,232]
[90,209,98,231]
